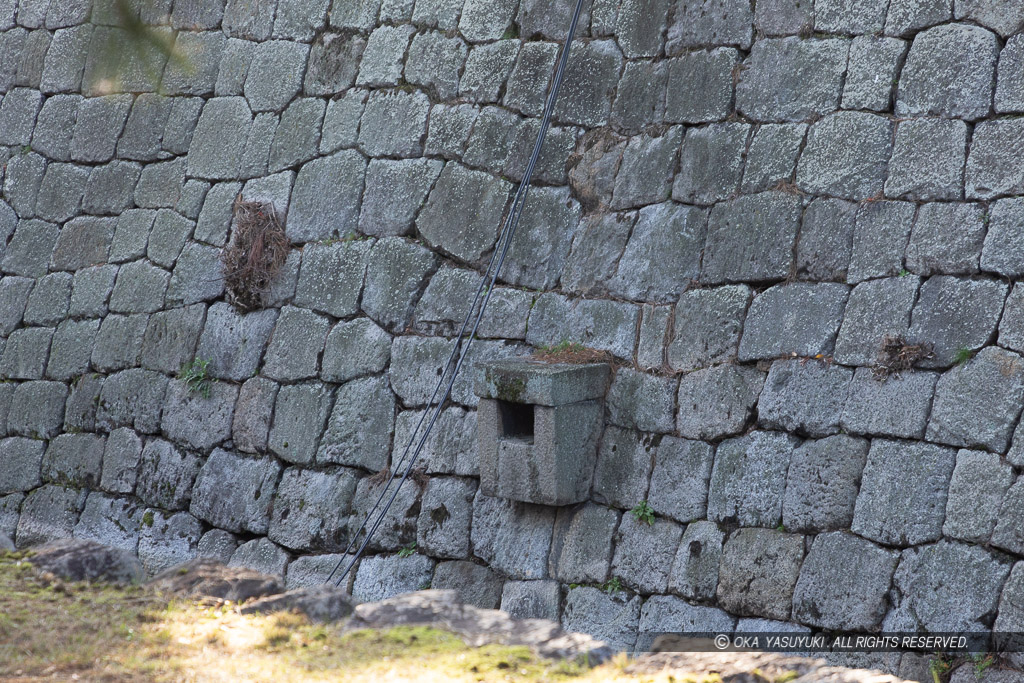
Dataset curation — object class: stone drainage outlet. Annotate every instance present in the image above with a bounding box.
[475,360,610,506]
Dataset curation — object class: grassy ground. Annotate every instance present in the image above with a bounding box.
[0,551,724,683]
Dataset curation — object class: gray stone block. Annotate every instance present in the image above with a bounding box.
[42,433,105,488]
[96,369,168,434]
[404,30,466,100]
[549,503,619,584]
[109,210,155,264]
[740,123,806,194]
[197,529,238,564]
[1000,283,1024,354]
[417,476,476,559]
[833,277,918,367]
[561,586,642,653]
[0,436,45,494]
[361,237,438,331]
[24,273,71,327]
[500,580,561,621]
[997,35,1024,113]
[73,492,142,553]
[146,210,193,269]
[34,163,88,223]
[163,97,205,156]
[0,87,41,146]
[31,94,80,161]
[161,31,224,96]
[852,439,956,546]
[636,304,670,372]
[754,0,812,35]
[738,283,849,361]
[458,0,516,41]
[349,476,423,551]
[892,541,1011,631]
[611,60,668,131]
[943,449,1014,544]
[321,318,391,383]
[906,203,985,276]
[504,41,560,117]
[356,24,413,87]
[612,515,683,594]
[459,40,518,102]
[262,305,330,381]
[908,277,1007,368]
[64,374,103,434]
[611,129,682,210]
[701,192,801,284]
[0,493,21,541]
[758,360,852,437]
[637,595,736,651]
[471,492,554,580]
[117,94,172,161]
[646,437,714,524]
[8,381,66,439]
[294,240,368,316]
[616,0,667,57]
[0,327,52,380]
[229,537,290,577]
[273,0,328,40]
[815,0,887,32]
[40,25,90,93]
[358,88,430,157]
[70,94,131,162]
[995,563,1024,653]
[84,162,142,216]
[783,434,867,531]
[4,154,46,220]
[162,378,237,452]
[359,159,442,237]
[268,467,356,552]
[51,216,115,272]
[792,532,899,631]
[992,477,1024,556]
[91,313,148,372]
[897,23,998,120]
[108,260,169,315]
[676,365,765,441]
[243,40,308,112]
[0,277,32,338]
[668,520,724,601]
[736,38,848,122]
[982,198,1024,276]
[287,151,365,242]
[886,119,967,201]
[223,0,276,38]
[426,561,504,609]
[796,111,892,200]
[317,376,394,469]
[500,186,583,291]
[518,0,590,39]
[304,32,364,95]
[418,163,510,263]
[351,554,435,602]
[186,97,252,180]
[392,407,477,476]
[166,243,224,306]
[717,528,804,621]
[423,102,478,159]
[708,431,798,528]
[136,439,201,511]
[971,119,1024,199]
[589,427,655,510]
[16,485,85,547]
[196,303,276,381]
[667,286,751,372]
[841,368,936,439]
[3,218,59,278]
[100,428,142,495]
[927,346,1024,453]
[138,509,203,575]
[885,0,950,35]
[267,382,333,465]
[552,40,622,127]
[267,98,325,173]
[668,0,752,51]
[842,36,906,111]
[607,369,676,435]
[232,377,277,454]
[191,449,281,534]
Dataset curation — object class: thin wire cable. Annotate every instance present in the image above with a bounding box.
[327,0,587,588]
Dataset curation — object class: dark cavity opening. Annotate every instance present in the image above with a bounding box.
[497,400,534,442]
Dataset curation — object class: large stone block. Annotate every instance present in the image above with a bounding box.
[736,38,848,122]
[321,318,391,383]
[833,277,918,366]
[361,237,438,331]
[636,595,736,651]
[549,503,619,584]
[668,520,725,601]
[885,119,967,200]
[590,427,654,509]
[499,186,582,292]
[190,449,282,534]
[8,381,66,439]
[701,192,800,284]
[42,433,105,488]
[268,467,357,551]
[561,586,642,653]
[0,437,45,494]
[607,368,676,435]
[471,492,554,580]
[896,23,998,120]
[758,360,852,437]
[891,541,1011,631]
[187,97,252,180]
[664,48,738,124]
[611,515,683,594]
[842,36,906,111]
[944,449,1015,543]
[526,295,640,360]
[138,509,203,575]
[676,365,764,441]
[404,30,467,100]
[740,123,805,194]
[552,40,622,127]
[417,476,476,559]
[135,439,201,511]
[392,407,477,476]
[647,437,714,524]
[161,379,237,452]
[358,89,430,158]
[243,40,308,112]
[229,537,290,577]
[792,532,899,631]
[667,286,751,372]
[737,283,849,361]
[431,561,503,609]
[611,129,683,210]
[840,368,937,439]
[417,163,511,263]
[992,477,1024,556]
[262,305,331,381]
[139,305,205,375]
[905,203,985,277]
[500,580,561,621]
[267,382,333,465]
[852,439,956,546]
[796,112,892,200]
[965,119,1024,200]
[348,476,423,551]
[96,369,169,434]
[16,485,85,547]
[359,159,442,238]
[195,303,276,381]
[981,198,1024,277]
[287,151,366,241]
[707,431,798,528]
[716,528,804,621]
[351,554,435,602]
[317,376,394,470]
[100,428,142,495]
[667,0,753,52]
[73,492,142,553]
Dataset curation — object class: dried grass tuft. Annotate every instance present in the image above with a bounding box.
[872,334,935,380]
[221,197,289,310]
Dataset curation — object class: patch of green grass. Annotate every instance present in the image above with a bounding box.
[178,357,213,398]
[398,541,417,558]
[971,653,995,679]
[600,577,623,595]
[539,340,585,355]
[953,347,974,366]
[630,500,655,526]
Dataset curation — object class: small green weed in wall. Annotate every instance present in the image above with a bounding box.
[179,358,213,398]
[630,501,655,526]
[953,347,974,366]
[398,541,417,558]
[600,577,623,595]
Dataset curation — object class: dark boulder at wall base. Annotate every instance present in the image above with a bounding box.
[26,538,144,585]
[148,557,283,603]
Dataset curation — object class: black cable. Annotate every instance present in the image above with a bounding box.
[327,0,588,588]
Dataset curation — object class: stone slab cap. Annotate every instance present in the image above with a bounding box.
[474,360,611,406]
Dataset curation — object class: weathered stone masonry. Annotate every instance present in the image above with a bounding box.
[1,0,1024,676]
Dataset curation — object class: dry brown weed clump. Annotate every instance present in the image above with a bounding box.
[221,197,289,310]
[872,334,935,380]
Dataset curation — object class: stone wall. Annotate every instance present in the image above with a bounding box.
[1,0,1023,675]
